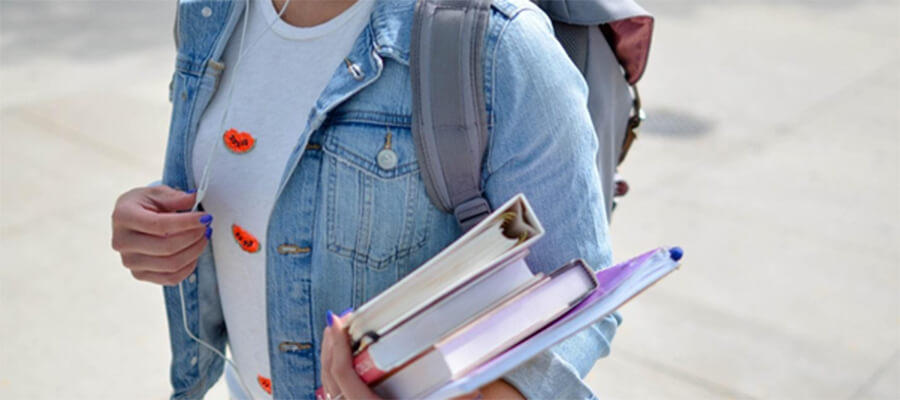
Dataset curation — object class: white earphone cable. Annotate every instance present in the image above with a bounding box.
[193,0,292,212]
[178,1,293,399]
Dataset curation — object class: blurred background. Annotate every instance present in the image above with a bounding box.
[0,0,897,399]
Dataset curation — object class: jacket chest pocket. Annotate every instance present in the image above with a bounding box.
[320,121,435,271]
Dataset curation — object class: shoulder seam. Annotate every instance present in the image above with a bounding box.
[490,0,540,20]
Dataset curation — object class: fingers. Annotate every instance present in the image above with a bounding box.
[321,316,339,400]
[120,232,208,273]
[112,186,209,237]
[112,185,212,286]
[327,315,381,400]
[118,205,210,237]
[112,226,206,256]
[130,258,199,286]
[144,185,199,212]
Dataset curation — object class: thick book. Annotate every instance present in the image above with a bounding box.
[372,260,599,398]
[346,194,543,352]
[353,255,538,383]
[419,247,682,400]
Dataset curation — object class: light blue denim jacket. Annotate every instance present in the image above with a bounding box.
[162,0,620,398]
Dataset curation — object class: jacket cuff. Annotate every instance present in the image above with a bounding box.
[502,350,597,400]
[502,313,621,399]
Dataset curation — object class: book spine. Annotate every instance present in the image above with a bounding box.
[353,348,387,384]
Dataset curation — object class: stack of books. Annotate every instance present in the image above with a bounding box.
[342,194,681,399]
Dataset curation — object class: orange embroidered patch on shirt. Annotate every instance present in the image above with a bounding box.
[257,374,272,395]
[232,224,261,253]
[224,128,256,154]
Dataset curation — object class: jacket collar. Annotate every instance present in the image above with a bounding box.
[367,0,415,65]
[300,0,417,138]
[218,0,413,65]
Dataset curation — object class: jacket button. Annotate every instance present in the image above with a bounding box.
[190,356,198,365]
[201,6,212,17]
[278,341,312,352]
[344,58,364,81]
[277,244,310,255]
[188,273,196,284]
[377,149,398,170]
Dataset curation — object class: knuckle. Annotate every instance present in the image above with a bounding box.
[149,185,167,196]
[111,207,126,225]
[175,265,193,281]
[131,270,149,282]
[190,238,207,255]
[120,253,136,268]
[114,190,132,209]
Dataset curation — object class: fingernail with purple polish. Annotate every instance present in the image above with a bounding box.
[199,214,213,224]
[204,226,212,239]
[186,189,197,194]
[326,310,335,327]
[339,307,354,317]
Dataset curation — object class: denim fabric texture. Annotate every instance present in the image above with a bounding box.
[161,0,619,398]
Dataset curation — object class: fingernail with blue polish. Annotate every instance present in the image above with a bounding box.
[204,226,213,239]
[326,310,335,327]
[340,307,354,317]
[199,214,213,224]
[186,189,197,194]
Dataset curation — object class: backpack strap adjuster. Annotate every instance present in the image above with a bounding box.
[454,196,492,232]
[618,85,643,165]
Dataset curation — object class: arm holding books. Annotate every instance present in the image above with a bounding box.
[483,7,619,399]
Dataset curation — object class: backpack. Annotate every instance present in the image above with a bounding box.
[410,0,653,230]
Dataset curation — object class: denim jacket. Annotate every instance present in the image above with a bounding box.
[161,0,620,398]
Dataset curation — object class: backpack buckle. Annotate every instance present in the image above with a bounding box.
[454,196,492,232]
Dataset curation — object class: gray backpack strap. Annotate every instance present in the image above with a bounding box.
[410,0,493,231]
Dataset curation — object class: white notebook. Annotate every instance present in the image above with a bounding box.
[347,194,544,352]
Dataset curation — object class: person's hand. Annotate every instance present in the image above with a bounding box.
[111,185,213,285]
[321,310,381,400]
[320,310,525,400]
[320,310,381,400]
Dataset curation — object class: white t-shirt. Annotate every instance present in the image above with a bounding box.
[191,0,375,398]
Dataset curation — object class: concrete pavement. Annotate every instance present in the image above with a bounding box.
[1,0,897,399]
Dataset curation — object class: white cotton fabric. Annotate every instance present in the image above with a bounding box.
[191,1,375,398]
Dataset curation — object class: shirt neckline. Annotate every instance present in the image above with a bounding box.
[257,0,372,41]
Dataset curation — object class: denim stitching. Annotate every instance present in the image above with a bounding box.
[324,153,429,269]
[321,126,419,179]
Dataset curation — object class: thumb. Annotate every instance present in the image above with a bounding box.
[145,186,198,213]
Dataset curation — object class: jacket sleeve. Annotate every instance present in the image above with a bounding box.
[482,7,621,399]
